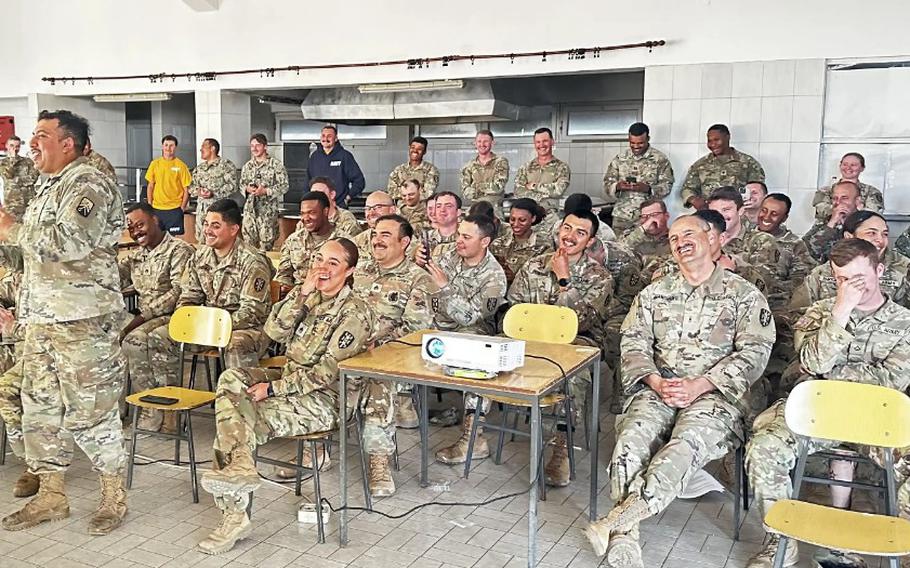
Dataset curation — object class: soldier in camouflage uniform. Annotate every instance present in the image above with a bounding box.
[803,180,862,263]
[491,197,551,284]
[239,133,289,251]
[812,152,883,222]
[0,111,129,536]
[387,136,439,202]
[148,199,274,389]
[755,193,816,310]
[680,124,764,211]
[351,191,397,266]
[507,210,612,486]
[118,203,194,431]
[354,215,437,496]
[620,198,671,262]
[585,215,774,567]
[82,138,116,181]
[461,129,510,215]
[0,136,40,222]
[426,216,507,465]
[603,123,675,234]
[309,176,362,238]
[514,127,571,213]
[414,191,461,265]
[746,239,910,568]
[276,192,338,293]
[399,179,429,231]
[188,138,238,243]
[197,238,373,555]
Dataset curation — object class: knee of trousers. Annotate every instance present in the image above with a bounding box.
[362,423,396,455]
[746,428,796,486]
[216,368,252,397]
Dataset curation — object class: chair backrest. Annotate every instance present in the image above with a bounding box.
[785,380,910,449]
[168,306,233,348]
[502,303,578,344]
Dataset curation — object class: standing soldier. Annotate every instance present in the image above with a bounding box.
[188,138,238,243]
[387,136,439,202]
[240,133,288,251]
[0,110,129,535]
[680,124,764,211]
[82,138,116,181]
[460,130,510,215]
[0,136,40,221]
[812,152,883,222]
[514,127,570,213]
[0,252,31,497]
[603,123,674,235]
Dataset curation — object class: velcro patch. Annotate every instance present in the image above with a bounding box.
[486,297,498,312]
[76,197,95,217]
[759,308,772,327]
[338,331,355,349]
[254,277,266,292]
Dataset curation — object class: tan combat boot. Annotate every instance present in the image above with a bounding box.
[369,453,396,498]
[1,472,69,531]
[606,524,643,568]
[745,535,798,567]
[544,433,570,487]
[585,494,651,556]
[160,411,178,435]
[201,448,261,496]
[435,413,489,465]
[13,469,39,498]
[275,445,331,479]
[197,509,252,555]
[88,474,128,535]
[396,395,419,429]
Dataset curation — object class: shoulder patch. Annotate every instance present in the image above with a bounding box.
[254,277,266,292]
[759,308,772,327]
[76,197,95,217]
[338,331,355,349]
[487,297,499,312]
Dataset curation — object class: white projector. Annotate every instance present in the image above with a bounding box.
[421,331,525,374]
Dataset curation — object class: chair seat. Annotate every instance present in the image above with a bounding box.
[765,500,910,556]
[126,386,216,411]
[259,356,288,368]
[486,393,566,408]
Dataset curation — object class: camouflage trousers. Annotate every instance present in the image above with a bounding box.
[747,399,910,520]
[359,379,396,456]
[21,312,127,475]
[122,315,171,394]
[148,325,269,388]
[0,343,26,460]
[610,389,737,515]
[242,206,280,251]
[211,367,337,512]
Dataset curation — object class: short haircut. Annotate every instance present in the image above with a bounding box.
[250,133,268,145]
[843,210,887,237]
[694,208,727,234]
[764,193,792,214]
[707,123,730,136]
[410,135,428,149]
[468,200,496,220]
[707,186,744,209]
[7,135,21,143]
[463,214,496,240]
[509,197,546,224]
[476,129,494,139]
[203,138,221,154]
[425,194,438,205]
[309,176,336,193]
[834,179,860,197]
[125,202,157,217]
[639,198,667,213]
[534,127,554,139]
[208,198,242,225]
[746,180,768,195]
[404,178,422,189]
[435,190,462,209]
[300,190,330,210]
[330,237,360,270]
[563,209,600,237]
[37,109,90,154]
[628,122,650,137]
[829,238,880,268]
[842,152,866,168]
[564,193,593,214]
[161,134,178,146]
[375,214,414,240]
[322,124,337,134]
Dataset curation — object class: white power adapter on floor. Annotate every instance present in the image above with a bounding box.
[298,502,330,524]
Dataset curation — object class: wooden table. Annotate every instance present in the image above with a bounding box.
[337,330,602,568]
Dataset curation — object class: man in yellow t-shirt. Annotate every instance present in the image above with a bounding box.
[145,135,192,235]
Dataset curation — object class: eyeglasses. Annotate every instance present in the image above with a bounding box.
[364,204,394,212]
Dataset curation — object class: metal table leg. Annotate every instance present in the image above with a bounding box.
[589,358,601,520]
[339,370,349,546]
[419,384,429,487]
[528,398,541,568]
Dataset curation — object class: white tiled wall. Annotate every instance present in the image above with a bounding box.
[152,94,197,167]
[643,59,826,234]
[194,90,252,168]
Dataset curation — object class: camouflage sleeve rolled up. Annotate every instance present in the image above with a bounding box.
[232,254,274,330]
[794,301,852,375]
[141,243,193,320]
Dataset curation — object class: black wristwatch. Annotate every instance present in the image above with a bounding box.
[557,277,570,288]
[267,383,275,397]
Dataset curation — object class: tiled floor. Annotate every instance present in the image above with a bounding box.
[0,391,893,568]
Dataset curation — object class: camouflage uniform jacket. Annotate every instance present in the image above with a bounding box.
[812,180,883,222]
[460,154,510,206]
[724,222,786,290]
[794,297,910,392]
[603,147,674,219]
[189,157,238,203]
[0,267,23,342]
[491,227,552,283]
[118,232,194,320]
[400,202,429,232]
[434,249,507,334]
[649,254,771,298]
[620,226,670,263]
[621,265,775,420]
[239,155,289,213]
[264,285,373,398]
[507,251,612,344]
[425,227,458,262]
[275,227,338,287]
[802,222,842,263]
[329,207,363,238]
[764,224,816,307]
[387,161,439,201]
[601,241,645,318]
[0,155,39,221]
[178,239,274,330]
[8,157,124,323]
[353,257,438,345]
[513,157,571,212]
[351,227,374,266]
[893,228,910,260]
[84,150,116,181]
[680,149,765,205]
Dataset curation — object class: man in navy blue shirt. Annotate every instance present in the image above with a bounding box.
[306,125,365,208]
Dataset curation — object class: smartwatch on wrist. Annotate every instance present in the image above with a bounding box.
[267,383,275,397]
[557,277,570,288]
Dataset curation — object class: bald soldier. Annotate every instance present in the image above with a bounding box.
[803,180,862,263]
[351,191,397,265]
[586,214,774,567]
[680,124,765,211]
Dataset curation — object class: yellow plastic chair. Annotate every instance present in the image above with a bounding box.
[168,305,232,392]
[265,251,281,272]
[765,381,910,568]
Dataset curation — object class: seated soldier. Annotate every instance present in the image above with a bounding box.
[803,180,862,263]
[425,193,439,231]
[197,238,373,555]
[490,197,551,285]
[351,190,397,266]
[308,176,362,237]
[149,199,273,389]
[538,193,616,243]
[118,203,194,432]
[467,200,505,239]
[276,191,336,294]
[414,191,461,265]
[586,214,774,567]
[423,215,507,464]
[745,239,910,568]
[620,198,671,262]
[506,209,612,486]
[399,179,429,231]
[755,193,816,310]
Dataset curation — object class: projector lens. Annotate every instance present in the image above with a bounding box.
[426,338,445,359]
